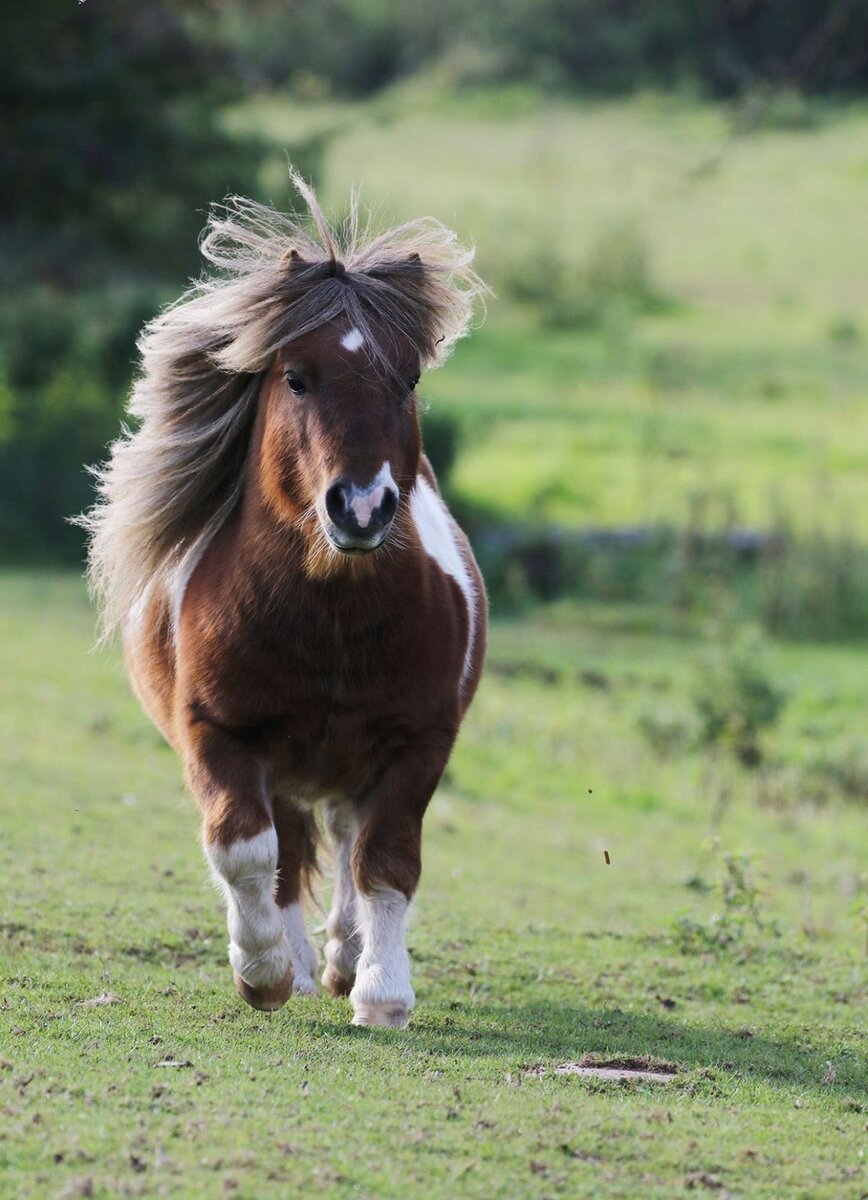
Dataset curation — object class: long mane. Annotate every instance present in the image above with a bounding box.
[80,170,487,639]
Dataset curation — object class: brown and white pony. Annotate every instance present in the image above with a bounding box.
[81,174,488,1027]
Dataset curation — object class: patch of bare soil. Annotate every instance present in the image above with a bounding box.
[525,1053,679,1083]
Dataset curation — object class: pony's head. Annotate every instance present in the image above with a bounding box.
[81,171,487,634]
[256,255,427,558]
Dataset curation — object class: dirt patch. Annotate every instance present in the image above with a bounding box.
[525,1054,679,1084]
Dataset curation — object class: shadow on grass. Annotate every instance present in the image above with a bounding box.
[315,1001,866,1096]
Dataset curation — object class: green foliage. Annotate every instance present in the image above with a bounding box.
[636,704,692,759]
[504,223,665,331]
[0,1,324,559]
[420,409,461,486]
[217,0,426,96]
[761,529,868,641]
[442,1,868,97]
[673,849,780,955]
[691,634,787,766]
[0,0,262,282]
[803,739,868,807]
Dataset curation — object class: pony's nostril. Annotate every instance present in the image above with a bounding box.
[379,488,398,524]
[325,482,350,524]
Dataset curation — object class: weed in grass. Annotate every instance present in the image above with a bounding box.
[673,849,780,956]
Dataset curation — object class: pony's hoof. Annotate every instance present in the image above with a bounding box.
[291,973,317,997]
[233,968,293,1012]
[351,1000,409,1028]
[322,965,354,998]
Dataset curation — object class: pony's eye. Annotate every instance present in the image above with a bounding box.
[285,370,306,396]
[409,374,420,391]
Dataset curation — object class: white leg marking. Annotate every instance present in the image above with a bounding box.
[410,477,477,686]
[205,829,290,988]
[340,327,365,352]
[350,887,414,1025]
[348,462,397,529]
[323,806,361,991]
[283,902,318,995]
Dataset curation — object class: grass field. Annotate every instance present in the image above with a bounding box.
[1,571,865,1198]
[2,87,867,1199]
[230,85,868,538]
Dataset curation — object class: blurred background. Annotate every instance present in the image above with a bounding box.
[4,1,868,628]
[2,0,867,796]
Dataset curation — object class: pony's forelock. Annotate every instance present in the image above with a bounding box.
[78,172,487,640]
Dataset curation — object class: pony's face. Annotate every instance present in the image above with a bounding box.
[261,322,422,555]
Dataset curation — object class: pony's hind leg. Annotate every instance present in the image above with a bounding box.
[272,799,319,996]
[186,729,293,1012]
[322,803,362,997]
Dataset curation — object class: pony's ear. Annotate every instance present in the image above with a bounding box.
[282,248,306,268]
[407,252,422,267]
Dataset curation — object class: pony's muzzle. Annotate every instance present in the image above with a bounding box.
[323,476,399,553]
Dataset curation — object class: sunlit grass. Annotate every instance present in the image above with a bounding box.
[1,573,865,1197]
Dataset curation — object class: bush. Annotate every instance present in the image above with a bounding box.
[691,633,787,767]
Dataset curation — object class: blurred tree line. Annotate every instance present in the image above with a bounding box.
[1,0,865,560]
[225,0,868,97]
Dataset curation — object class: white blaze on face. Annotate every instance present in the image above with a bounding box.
[410,476,477,686]
[349,461,397,529]
[341,327,365,352]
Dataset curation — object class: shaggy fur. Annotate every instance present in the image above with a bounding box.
[79,170,486,638]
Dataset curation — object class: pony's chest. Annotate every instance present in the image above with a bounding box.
[258,628,437,795]
[195,592,455,727]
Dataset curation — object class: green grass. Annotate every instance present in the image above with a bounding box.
[4,86,868,1195]
[1,572,865,1198]
[229,85,868,537]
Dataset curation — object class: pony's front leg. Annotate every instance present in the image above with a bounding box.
[185,729,292,1012]
[349,730,454,1028]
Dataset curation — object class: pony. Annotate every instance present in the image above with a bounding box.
[80,173,488,1027]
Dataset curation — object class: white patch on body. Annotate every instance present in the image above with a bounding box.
[340,327,365,352]
[205,829,290,988]
[126,575,156,636]
[323,805,361,989]
[349,461,397,529]
[350,886,414,1022]
[168,521,222,635]
[410,476,477,685]
[282,901,318,995]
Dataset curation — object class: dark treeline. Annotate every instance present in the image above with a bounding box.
[0,1,316,559]
[1,0,866,562]
[227,0,868,97]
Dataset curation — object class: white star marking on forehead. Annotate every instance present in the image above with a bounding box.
[340,328,365,352]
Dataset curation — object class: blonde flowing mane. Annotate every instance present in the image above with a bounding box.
[80,170,487,639]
